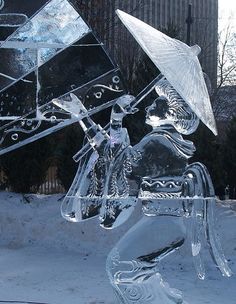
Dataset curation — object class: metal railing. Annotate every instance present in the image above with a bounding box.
[37,166,65,194]
[0,166,65,194]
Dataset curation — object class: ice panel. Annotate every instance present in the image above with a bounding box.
[0,116,76,155]
[0,0,91,93]
[38,33,115,106]
[0,72,36,117]
[0,0,48,40]
[0,34,118,120]
[0,69,126,154]
[5,0,90,46]
[0,47,37,91]
[53,69,124,115]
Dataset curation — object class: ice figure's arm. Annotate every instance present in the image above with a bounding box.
[70,97,109,150]
[53,93,110,150]
[79,115,109,150]
[80,94,136,148]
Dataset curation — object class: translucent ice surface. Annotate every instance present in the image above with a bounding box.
[0,1,126,154]
[0,0,91,93]
[116,9,217,136]
[63,85,231,303]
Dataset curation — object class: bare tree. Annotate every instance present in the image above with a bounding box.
[211,21,236,122]
[217,23,236,89]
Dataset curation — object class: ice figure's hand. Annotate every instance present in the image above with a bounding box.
[52,93,87,117]
[112,95,138,118]
[68,93,88,115]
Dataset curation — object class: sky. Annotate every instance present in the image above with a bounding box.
[218,0,236,31]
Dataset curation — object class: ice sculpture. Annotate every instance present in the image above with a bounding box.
[56,85,231,303]
[0,3,232,303]
[0,0,125,154]
[53,10,232,304]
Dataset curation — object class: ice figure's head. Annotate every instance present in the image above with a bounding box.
[145,95,199,135]
[0,0,4,10]
[145,96,169,126]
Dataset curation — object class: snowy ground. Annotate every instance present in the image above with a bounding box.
[0,191,235,304]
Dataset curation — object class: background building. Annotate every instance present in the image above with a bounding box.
[75,0,218,89]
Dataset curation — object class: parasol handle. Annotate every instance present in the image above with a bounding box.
[129,73,164,109]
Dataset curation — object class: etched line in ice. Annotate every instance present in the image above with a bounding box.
[192,242,201,256]
[71,43,104,47]
[0,13,28,27]
[0,42,102,49]
[0,0,4,10]
[0,116,20,120]
[0,117,78,155]
[0,41,67,49]
[0,72,33,83]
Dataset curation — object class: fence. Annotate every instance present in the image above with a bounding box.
[0,170,5,191]
[0,166,65,194]
[37,166,65,194]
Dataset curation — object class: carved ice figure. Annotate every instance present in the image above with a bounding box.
[55,78,231,303]
[56,93,137,225]
[104,11,232,303]
[105,82,231,304]
[57,75,163,224]
[53,10,233,303]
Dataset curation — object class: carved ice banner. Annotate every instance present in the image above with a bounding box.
[0,0,125,154]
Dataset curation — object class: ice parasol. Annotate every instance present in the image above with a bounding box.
[116,10,217,135]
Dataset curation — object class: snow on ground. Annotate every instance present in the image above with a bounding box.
[0,191,235,304]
